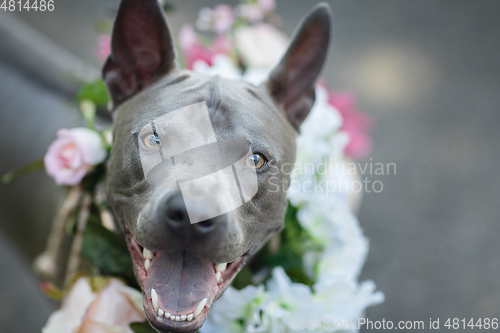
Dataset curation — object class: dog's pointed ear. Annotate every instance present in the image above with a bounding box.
[102,0,177,109]
[265,3,332,131]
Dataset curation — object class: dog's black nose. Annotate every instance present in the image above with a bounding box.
[165,192,219,234]
[165,194,188,224]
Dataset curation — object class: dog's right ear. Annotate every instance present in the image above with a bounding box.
[102,0,177,109]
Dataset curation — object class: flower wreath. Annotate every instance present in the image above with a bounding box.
[3,1,383,332]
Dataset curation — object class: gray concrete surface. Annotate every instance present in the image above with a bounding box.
[0,0,499,332]
[0,232,55,332]
[0,61,81,332]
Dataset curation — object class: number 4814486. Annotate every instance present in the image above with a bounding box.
[1,0,55,11]
[444,318,499,330]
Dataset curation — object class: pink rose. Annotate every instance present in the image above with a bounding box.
[179,24,233,70]
[42,277,145,333]
[179,24,215,69]
[185,44,215,69]
[44,128,107,185]
[327,90,374,159]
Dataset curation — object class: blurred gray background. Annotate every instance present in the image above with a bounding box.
[1,0,499,332]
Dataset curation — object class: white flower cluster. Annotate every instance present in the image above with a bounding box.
[195,54,383,333]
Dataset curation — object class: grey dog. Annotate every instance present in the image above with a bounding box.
[103,0,332,331]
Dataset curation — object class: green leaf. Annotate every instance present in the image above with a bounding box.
[80,162,107,194]
[231,265,254,290]
[76,79,109,107]
[1,159,44,184]
[239,201,322,287]
[82,217,134,281]
[130,321,157,333]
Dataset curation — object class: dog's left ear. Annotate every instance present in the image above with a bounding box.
[102,0,177,109]
[265,3,332,131]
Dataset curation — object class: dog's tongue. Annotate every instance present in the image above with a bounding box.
[145,252,217,313]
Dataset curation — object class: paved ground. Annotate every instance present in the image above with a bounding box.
[1,1,499,332]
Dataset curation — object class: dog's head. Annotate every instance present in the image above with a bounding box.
[103,0,331,332]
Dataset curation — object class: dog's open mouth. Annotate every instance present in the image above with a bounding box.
[125,228,250,332]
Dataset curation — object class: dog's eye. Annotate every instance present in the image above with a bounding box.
[143,134,161,149]
[245,153,267,170]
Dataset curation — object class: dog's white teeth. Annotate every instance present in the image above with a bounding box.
[151,289,159,312]
[194,298,208,319]
[143,248,154,260]
[144,259,151,270]
[159,308,195,321]
[214,263,227,273]
[214,263,227,282]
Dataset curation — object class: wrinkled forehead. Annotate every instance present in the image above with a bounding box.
[114,72,278,141]
[114,73,214,133]
[112,72,297,173]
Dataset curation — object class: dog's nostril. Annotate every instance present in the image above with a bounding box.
[165,193,189,225]
[167,209,185,223]
[194,218,217,232]
[197,219,214,228]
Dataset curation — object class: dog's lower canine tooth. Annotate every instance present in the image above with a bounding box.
[194,298,208,318]
[151,289,159,312]
[180,315,187,321]
[164,312,171,319]
[143,248,154,259]
[214,263,227,272]
[158,309,164,317]
[215,271,222,282]
[144,259,151,270]
[187,313,194,321]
